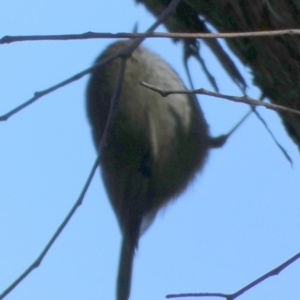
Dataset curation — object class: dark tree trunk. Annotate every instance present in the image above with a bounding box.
[137,0,300,150]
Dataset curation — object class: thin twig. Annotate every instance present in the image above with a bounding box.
[0,52,122,121]
[0,155,100,300]
[140,81,300,116]
[252,108,292,165]
[166,251,300,299]
[0,0,181,122]
[0,41,135,121]
[0,2,183,298]
[99,57,127,150]
[2,28,300,44]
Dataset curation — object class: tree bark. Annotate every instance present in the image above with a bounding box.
[137,0,300,150]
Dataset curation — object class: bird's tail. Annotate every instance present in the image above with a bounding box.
[117,239,135,300]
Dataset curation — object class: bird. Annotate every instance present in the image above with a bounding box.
[86,40,212,300]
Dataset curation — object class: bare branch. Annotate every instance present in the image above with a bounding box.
[252,107,292,164]
[166,251,300,299]
[0,53,120,121]
[0,155,100,300]
[0,42,141,121]
[0,0,181,122]
[0,2,183,298]
[140,81,300,116]
[2,28,300,44]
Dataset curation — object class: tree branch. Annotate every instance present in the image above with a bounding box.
[166,251,300,299]
[140,81,300,116]
[0,155,100,300]
[2,29,300,44]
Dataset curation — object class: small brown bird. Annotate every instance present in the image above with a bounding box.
[86,40,211,300]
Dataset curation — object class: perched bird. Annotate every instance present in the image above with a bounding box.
[86,40,212,300]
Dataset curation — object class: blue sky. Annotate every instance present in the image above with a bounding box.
[1,1,300,300]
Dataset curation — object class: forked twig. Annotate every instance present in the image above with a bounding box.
[2,1,298,298]
[140,82,300,116]
[0,55,117,121]
[0,0,183,298]
[0,0,181,122]
[166,251,300,299]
